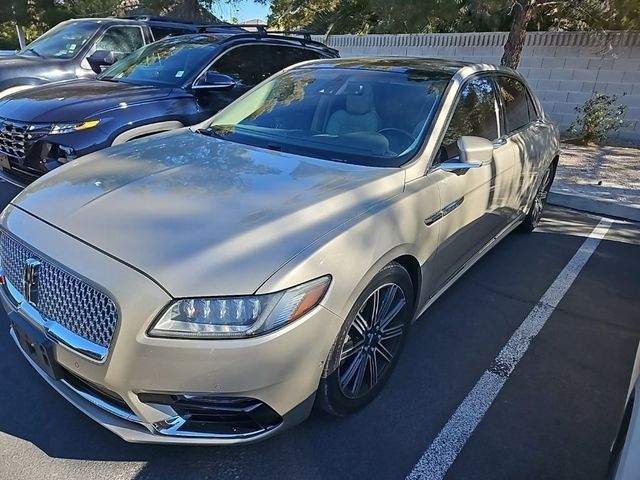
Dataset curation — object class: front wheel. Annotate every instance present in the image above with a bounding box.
[519,162,556,232]
[316,262,414,416]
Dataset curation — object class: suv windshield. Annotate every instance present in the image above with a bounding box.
[205,67,450,167]
[99,36,220,87]
[19,21,97,59]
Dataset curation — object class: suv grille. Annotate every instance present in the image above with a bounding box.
[0,119,28,159]
[0,233,118,349]
[0,118,49,160]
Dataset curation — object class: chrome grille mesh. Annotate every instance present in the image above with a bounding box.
[0,233,118,349]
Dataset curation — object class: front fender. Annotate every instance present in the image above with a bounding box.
[256,187,428,323]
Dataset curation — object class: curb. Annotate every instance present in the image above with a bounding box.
[548,190,640,222]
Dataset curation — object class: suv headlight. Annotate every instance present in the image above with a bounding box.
[50,119,100,135]
[149,276,331,339]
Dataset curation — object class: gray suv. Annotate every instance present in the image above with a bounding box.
[0,16,244,96]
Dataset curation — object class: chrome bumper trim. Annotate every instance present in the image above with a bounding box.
[0,274,108,362]
[151,415,275,439]
[59,377,143,425]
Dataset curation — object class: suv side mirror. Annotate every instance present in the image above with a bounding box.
[441,136,494,172]
[87,50,116,74]
[193,72,236,90]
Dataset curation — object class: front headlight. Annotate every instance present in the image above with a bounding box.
[149,276,331,339]
[50,119,100,135]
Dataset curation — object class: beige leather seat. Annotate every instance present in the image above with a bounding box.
[325,85,380,135]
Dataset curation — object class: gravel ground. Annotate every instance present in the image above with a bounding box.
[554,143,640,206]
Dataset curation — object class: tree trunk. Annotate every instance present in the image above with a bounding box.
[501,0,536,69]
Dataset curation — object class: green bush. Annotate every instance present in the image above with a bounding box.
[568,92,628,145]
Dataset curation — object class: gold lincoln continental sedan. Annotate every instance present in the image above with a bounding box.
[0,57,559,444]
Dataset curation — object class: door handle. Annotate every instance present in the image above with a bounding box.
[493,138,507,147]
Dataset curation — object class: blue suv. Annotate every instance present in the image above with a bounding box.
[0,30,338,182]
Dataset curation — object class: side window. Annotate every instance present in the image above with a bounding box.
[438,78,498,163]
[209,45,263,87]
[496,76,531,133]
[151,26,192,40]
[95,26,144,59]
[261,46,321,78]
[526,91,539,121]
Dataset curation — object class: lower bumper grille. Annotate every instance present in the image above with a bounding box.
[139,393,283,437]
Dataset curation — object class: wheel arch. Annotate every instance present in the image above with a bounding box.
[325,245,422,322]
[392,254,422,311]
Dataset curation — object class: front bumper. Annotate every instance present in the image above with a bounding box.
[0,206,343,444]
[0,124,109,183]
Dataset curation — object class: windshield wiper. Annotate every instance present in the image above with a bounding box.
[195,127,221,138]
[22,48,41,58]
[196,127,233,140]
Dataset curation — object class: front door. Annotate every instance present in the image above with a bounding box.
[426,76,518,295]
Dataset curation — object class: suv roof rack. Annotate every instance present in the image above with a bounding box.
[243,25,313,42]
[209,30,338,57]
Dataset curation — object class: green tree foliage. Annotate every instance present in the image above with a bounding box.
[0,0,230,49]
[265,0,639,35]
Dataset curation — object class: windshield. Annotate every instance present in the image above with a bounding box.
[99,37,218,87]
[204,67,450,167]
[19,21,97,59]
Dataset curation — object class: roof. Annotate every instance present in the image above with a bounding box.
[299,57,474,76]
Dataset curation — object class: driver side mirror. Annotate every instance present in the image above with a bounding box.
[192,72,237,90]
[441,136,494,172]
[87,50,116,74]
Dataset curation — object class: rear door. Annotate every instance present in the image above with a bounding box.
[494,75,549,214]
[425,75,518,294]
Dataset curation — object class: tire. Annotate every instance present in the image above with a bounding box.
[518,161,556,233]
[316,262,415,416]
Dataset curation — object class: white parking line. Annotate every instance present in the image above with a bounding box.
[406,217,614,480]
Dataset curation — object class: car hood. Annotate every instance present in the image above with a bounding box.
[0,55,49,76]
[11,129,405,298]
[0,79,174,123]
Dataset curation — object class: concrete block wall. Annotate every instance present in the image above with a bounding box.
[312,31,640,141]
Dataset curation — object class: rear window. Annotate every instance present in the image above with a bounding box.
[496,76,533,133]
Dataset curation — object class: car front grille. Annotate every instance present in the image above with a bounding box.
[0,233,119,349]
[0,118,49,160]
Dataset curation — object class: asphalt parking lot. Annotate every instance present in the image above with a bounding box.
[0,177,638,480]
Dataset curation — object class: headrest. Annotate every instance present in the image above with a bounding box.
[345,84,374,115]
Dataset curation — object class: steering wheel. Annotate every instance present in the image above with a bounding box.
[377,128,415,153]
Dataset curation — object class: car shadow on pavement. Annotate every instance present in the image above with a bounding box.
[0,208,639,480]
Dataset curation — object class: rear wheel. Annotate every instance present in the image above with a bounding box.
[316,262,414,416]
[519,162,556,232]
